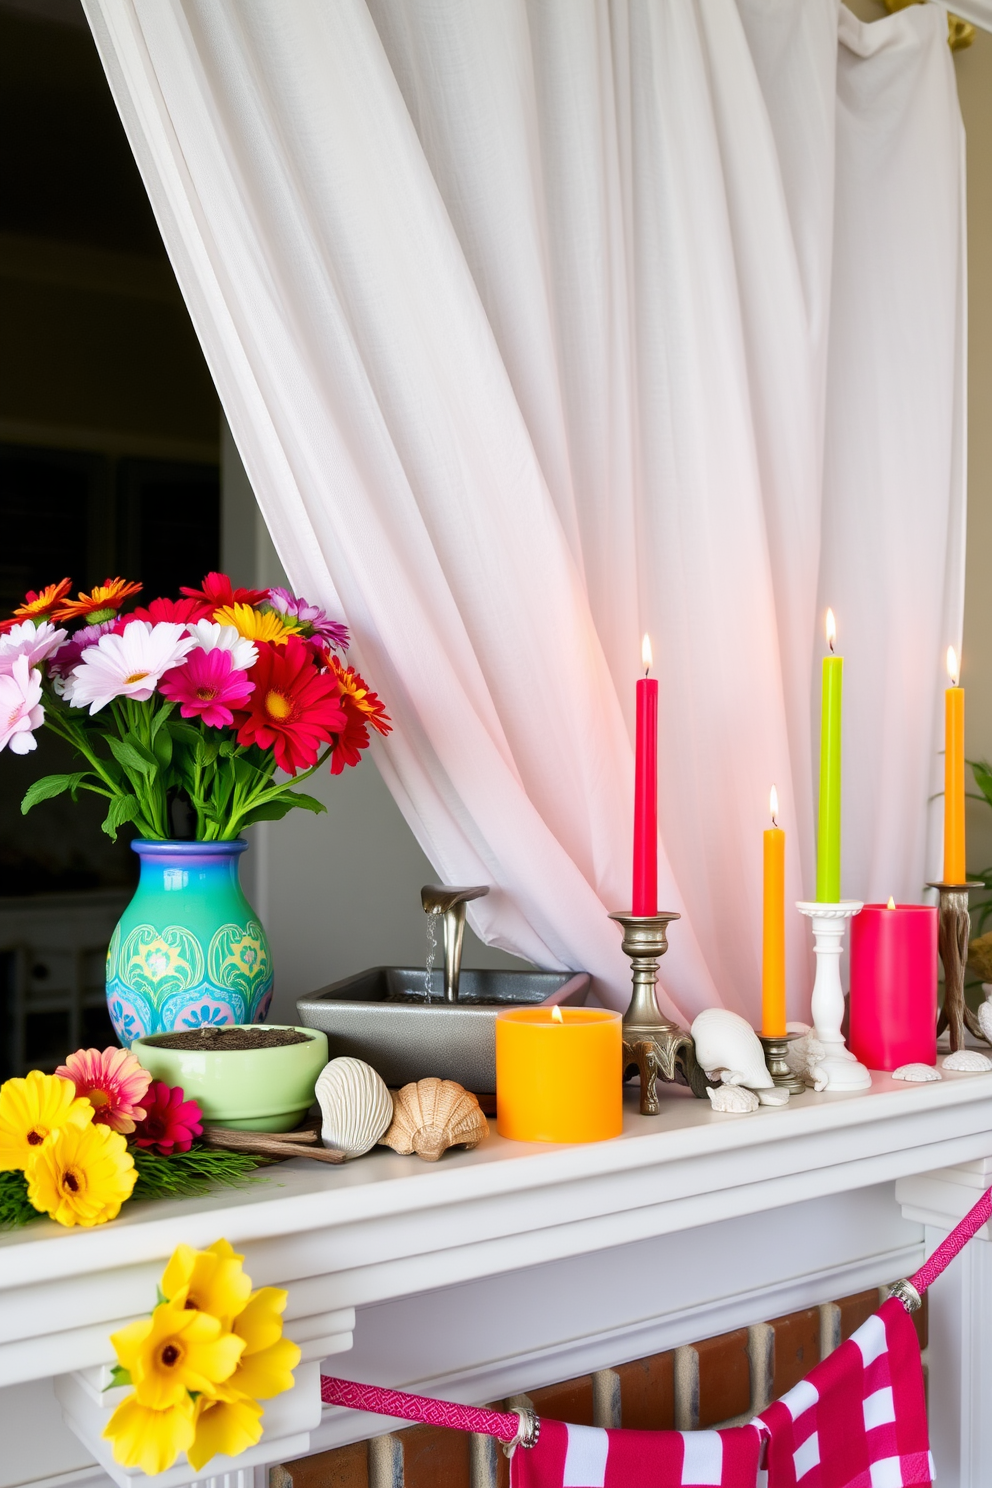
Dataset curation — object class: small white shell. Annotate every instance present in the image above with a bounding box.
[942,1049,992,1072]
[756,1086,790,1106]
[706,1083,759,1113]
[978,1001,992,1044]
[892,1063,942,1082]
[316,1057,393,1158]
[691,1008,773,1090]
[786,1022,825,1085]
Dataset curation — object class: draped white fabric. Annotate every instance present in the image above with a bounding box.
[81,0,965,1020]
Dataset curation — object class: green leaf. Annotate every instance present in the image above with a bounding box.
[21,773,90,815]
[148,702,174,742]
[153,727,173,769]
[108,736,158,780]
[970,759,992,810]
[168,721,203,748]
[101,794,142,841]
[218,739,239,757]
[105,1365,132,1391]
[238,793,327,828]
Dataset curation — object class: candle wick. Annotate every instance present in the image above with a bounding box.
[828,639,835,655]
[771,813,778,828]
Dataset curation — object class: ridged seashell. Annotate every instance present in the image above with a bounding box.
[316,1057,393,1159]
[977,1001,992,1044]
[892,1063,942,1082]
[785,1022,825,1085]
[379,1078,489,1162]
[942,1049,992,1072]
[690,1008,773,1090]
[707,1084,759,1113]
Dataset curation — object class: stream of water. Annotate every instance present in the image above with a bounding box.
[423,909,439,1000]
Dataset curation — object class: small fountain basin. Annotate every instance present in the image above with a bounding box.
[296,967,591,1092]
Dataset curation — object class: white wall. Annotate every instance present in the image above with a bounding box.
[220,421,527,1026]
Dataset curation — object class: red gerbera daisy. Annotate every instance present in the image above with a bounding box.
[125,596,211,625]
[234,635,346,774]
[326,656,392,774]
[180,571,268,610]
[0,578,72,634]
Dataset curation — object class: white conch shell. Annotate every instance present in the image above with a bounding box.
[691,1008,773,1090]
[379,1078,489,1162]
[316,1057,393,1158]
[942,1049,992,1072]
[706,1083,759,1113]
[977,1000,992,1044]
[892,1063,942,1082]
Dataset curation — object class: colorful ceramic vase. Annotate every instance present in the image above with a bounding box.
[106,839,273,1047]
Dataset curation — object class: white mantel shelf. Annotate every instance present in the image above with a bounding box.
[5,1072,992,1488]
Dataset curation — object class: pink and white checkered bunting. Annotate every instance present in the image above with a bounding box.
[511,1299,931,1488]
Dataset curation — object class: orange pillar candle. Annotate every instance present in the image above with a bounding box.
[944,646,966,884]
[496,1007,622,1143]
[762,786,786,1037]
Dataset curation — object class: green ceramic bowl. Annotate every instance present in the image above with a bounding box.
[131,1025,329,1131]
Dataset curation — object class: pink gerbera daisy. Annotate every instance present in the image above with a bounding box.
[55,1047,152,1133]
[159,647,254,729]
[132,1081,203,1155]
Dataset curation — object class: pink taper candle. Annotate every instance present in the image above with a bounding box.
[633,634,658,915]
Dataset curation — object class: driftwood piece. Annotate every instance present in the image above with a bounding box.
[201,1122,346,1164]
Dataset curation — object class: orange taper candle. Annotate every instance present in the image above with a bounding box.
[496,1007,622,1143]
[762,786,786,1037]
[944,646,966,884]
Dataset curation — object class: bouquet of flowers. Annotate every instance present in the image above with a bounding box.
[104,1237,299,1474]
[0,1048,260,1231]
[0,573,390,840]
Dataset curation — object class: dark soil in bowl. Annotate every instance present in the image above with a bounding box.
[146,1027,312,1051]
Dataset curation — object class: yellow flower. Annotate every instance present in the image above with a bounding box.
[103,1393,196,1475]
[111,1302,245,1410]
[213,603,300,645]
[0,1071,93,1172]
[188,1392,264,1472]
[26,1120,135,1226]
[228,1286,301,1399]
[161,1239,252,1327]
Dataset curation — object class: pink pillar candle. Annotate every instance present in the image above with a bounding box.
[849,903,938,1070]
[633,657,658,916]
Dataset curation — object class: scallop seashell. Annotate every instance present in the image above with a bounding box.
[706,1083,759,1113]
[379,1078,489,1162]
[316,1057,393,1159]
[690,1008,773,1090]
[942,1049,992,1072]
[892,1063,942,1082]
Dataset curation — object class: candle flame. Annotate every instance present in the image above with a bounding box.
[887,896,896,910]
[769,785,779,826]
[825,608,836,653]
[551,1005,564,1023]
[641,634,653,675]
[947,646,959,686]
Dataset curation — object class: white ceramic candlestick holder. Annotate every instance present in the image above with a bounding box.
[796,900,871,1091]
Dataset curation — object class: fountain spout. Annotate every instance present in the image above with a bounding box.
[420,884,490,1003]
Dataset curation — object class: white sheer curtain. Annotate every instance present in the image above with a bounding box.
[81,0,965,1020]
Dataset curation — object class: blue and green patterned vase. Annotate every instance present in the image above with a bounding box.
[106,839,273,1047]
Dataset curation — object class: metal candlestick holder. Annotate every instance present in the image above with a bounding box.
[796,900,871,1091]
[758,1032,806,1095]
[927,882,986,1051]
[608,911,710,1113]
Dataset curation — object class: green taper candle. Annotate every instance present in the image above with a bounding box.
[817,609,842,902]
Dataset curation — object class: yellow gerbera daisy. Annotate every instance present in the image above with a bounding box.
[103,1393,197,1475]
[111,1302,244,1410]
[0,1070,93,1172]
[161,1239,252,1328]
[26,1120,136,1226]
[188,1392,264,1473]
[213,603,300,645]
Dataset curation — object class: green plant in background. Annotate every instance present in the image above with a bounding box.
[967,760,992,937]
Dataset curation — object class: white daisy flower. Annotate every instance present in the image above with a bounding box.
[185,619,258,672]
[67,621,197,714]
